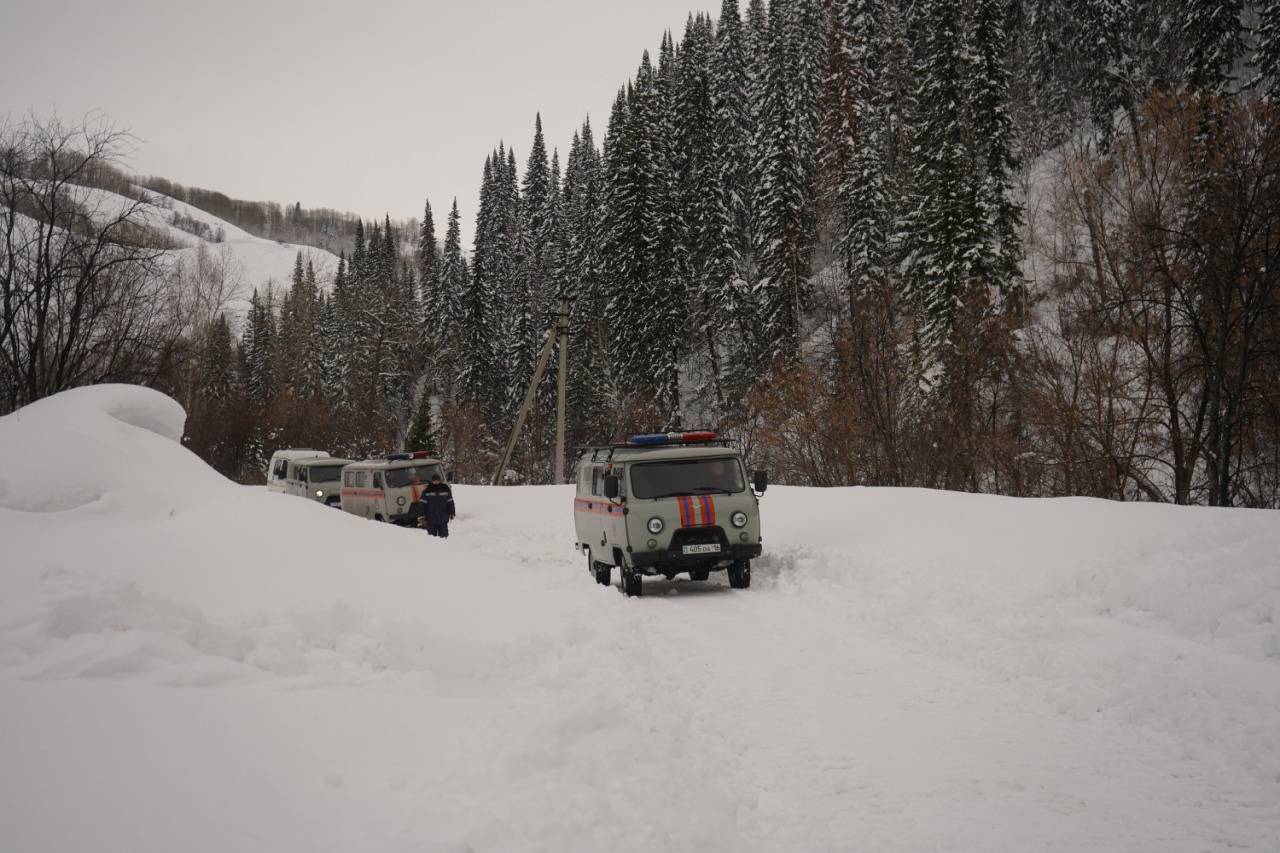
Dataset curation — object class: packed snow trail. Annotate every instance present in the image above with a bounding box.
[2,387,1278,852]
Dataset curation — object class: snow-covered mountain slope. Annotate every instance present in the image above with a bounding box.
[141,187,339,296]
[1,386,1278,852]
[24,182,339,322]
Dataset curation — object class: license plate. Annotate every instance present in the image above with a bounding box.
[682,544,721,555]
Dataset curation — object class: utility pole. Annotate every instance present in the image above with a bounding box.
[492,298,571,486]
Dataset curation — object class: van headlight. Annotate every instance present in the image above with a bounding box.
[731,511,748,528]
[647,517,664,534]
[315,490,323,497]
[396,496,406,506]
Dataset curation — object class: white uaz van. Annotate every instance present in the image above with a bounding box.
[266,449,329,493]
[339,452,445,525]
[573,432,767,597]
[284,457,355,507]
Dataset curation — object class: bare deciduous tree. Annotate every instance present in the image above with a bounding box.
[0,113,183,413]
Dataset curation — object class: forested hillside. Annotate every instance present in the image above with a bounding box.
[401,0,1275,506]
[7,0,1278,506]
[139,175,404,259]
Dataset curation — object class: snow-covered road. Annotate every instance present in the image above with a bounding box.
[2,386,1278,852]
[462,487,1280,852]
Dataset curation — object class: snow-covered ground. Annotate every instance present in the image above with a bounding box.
[1,386,1278,852]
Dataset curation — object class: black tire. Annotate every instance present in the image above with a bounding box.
[728,560,751,589]
[689,569,710,582]
[589,553,611,586]
[621,566,643,597]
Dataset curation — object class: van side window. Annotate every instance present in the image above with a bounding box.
[273,459,288,480]
[373,472,383,489]
[591,467,601,496]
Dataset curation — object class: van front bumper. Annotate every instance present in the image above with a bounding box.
[630,543,761,570]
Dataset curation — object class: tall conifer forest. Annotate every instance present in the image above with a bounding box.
[180,0,1280,507]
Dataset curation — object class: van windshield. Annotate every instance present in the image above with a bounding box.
[630,458,745,499]
[305,465,346,483]
[385,464,443,489]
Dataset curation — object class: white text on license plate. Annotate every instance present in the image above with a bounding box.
[682,544,721,555]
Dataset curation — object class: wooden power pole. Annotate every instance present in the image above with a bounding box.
[492,298,571,486]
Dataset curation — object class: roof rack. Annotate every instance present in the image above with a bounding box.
[575,432,738,462]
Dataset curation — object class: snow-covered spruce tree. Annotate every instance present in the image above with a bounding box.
[432,198,467,398]
[418,197,440,332]
[508,116,551,415]
[752,0,825,367]
[563,119,612,445]
[602,84,645,401]
[1183,0,1245,96]
[326,253,353,409]
[457,159,501,420]
[544,149,567,306]
[467,150,508,423]
[654,29,688,423]
[317,293,343,404]
[344,219,375,405]
[361,219,389,407]
[828,0,894,311]
[1258,0,1280,101]
[708,0,762,398]
[273,251,307,397]
[971,0,1023,300]
[677,12,727,407]
[298,259,323,399]
[603,53,687,424]
[201,314,237,405]
[743,0,771,242]
[242,287,277,408]
[905,0,983,354]
[405,385,439,456]
[382,219,422,434]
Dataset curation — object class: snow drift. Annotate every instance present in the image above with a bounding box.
[1,386,1278,852]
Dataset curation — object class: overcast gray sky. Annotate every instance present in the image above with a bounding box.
[0,0,710,244]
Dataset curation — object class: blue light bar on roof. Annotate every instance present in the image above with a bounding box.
[628,431,719,446]
[629,433,673,445]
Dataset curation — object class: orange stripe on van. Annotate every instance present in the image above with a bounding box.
[574,498,617,515]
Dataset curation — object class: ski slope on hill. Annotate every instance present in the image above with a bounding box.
[8,181,340,322]
[137,187,341,307]
[1,386,1278,852]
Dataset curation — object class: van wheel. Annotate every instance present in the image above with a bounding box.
[621,566,643,597]
[728,560,751,589]
[689,569,710,582]
[374,514,385,523]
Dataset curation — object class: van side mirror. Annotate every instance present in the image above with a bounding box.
[753,470,768,494]
[603,474,620,500]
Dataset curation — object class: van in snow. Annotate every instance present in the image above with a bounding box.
[284,457,355,507]
[574,431,767,597]
[339,452,445,525]
[266,449,330,493]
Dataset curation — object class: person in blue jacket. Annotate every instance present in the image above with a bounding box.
[416,473,455,538]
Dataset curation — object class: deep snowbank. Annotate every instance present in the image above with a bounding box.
[2,386,1278,852]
